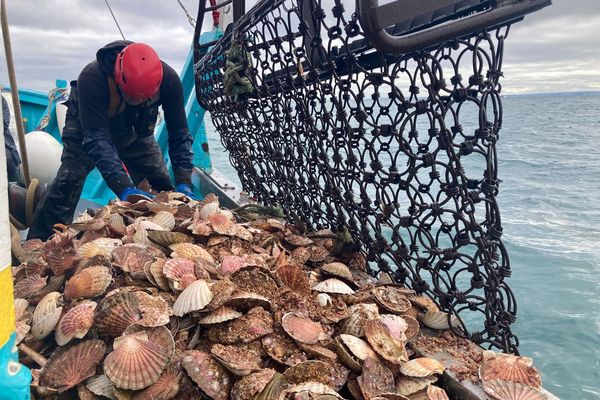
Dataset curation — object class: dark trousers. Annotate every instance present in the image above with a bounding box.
[27,125,173,241]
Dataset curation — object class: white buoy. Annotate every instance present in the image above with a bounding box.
[21,131,63,186]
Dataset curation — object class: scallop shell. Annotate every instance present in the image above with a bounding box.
[181,350,233,400]
[16,320,31,345]
[95,292,142,338]
[341,303,380,337]
[282,360,337,387]
[211,343,262,376]
[164,258,198,291]
[283,382,342,398]
[112,244,163,280]
[77,238,122,258]
[206,307,274,344]
[426,385,450,400]
[364,319,408,364]
[134,291,172,327]
[86,375,117,400]
[379,314,408,341]
[231,369,277,400]
[199,201,220,220]
[64,266,113,300]
[132,360,183,400]
[31,292,63,340]
[133,226,150,245]
[149,258,170,291]
[225,292,272,311]
[138,220,168,231]
[151,211,176,231]
[282,312,328,344]
[104,333,170,390]
[419,311,460,330]
[13,274,47,299]
[372,286,413,314]
[204,278,237,312]
[172,279,213,316]
[276,264,311,293]
[339,334,379,361]
[169,242,215,263]
[39,340,106,393]
[284,234,313,247]
[357,357,396,400]
[230,267,279,300]
[108,213,126,235]
[479,356,542,388]
[55,301,97,345]
[262,333,308,367]
[403,315,420,341]
[334,336,363,373]
[296,342,338,362]
[198,306,242,324]
[482,380,548,400]
[372,394,410,400]
[320,262,354,281]
[14,298,29,320]
[221,255,253,276]
[395,375,439,397]
[148,230,193,247]
[313,278,355,295]
[400,358,444,377]
[123,325,175,362]
[408,295,440,313]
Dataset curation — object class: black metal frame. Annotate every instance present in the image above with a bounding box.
[193,0,551,353]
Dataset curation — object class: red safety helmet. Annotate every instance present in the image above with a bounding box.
[114,43,163,104]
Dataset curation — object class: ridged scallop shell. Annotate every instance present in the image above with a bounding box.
[211,343,262,376]
[312,278,355,295]
[14,274,47,299]
[395,375,438,396]
[199,306,242,324]
[341,303,380,337]
[284,234,313,247]
[282,312,328,344]
[134,291,172,327]
[132,360,183,400]
[296,342,338,362]
[419,311,460,330]
[358,357,396,400]
[164,258,197,291]
[182,350,233,400]
[105,332,170,390]
[95,292,141,338]
[108,213,126,235]
[207,307,274,344]
[364,319,408,364]
[147,230,192,247]
[320,262,353,281]
[123,325,175,362]
[77,238,122,258]
[31,292,63,340]
[221,255,253,276]
[172,279,213,316]
[262,333,308,367]
[138,220,167,231]
[400,358,445,377]
[14,298,29,320]
[151,211,176,231]
[372,286,413,314]
[149,258,170,291]
[169,242,214,263]
[199,201,220,220]
[408,294,439,313]
[231,369,277,400]
[86,375,116,399]
[64,266,113,300]
[133,226,150,245]
[483,380,548,400]
[339,334,379,361]
[55,301,97,345]
[276,264,311,293]
[426,385,450,400]
[479,355,542,388]
[39,340,106,393]
[379,314,408,341]
[209,212,234,233]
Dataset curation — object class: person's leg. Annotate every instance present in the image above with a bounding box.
[119,135,174,192]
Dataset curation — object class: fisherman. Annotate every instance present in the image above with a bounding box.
[2,94,21,183]
[27,40,197,241]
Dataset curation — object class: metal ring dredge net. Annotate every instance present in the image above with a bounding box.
[196,0,519,353]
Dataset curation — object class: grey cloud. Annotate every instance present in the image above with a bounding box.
[0,0,597,94]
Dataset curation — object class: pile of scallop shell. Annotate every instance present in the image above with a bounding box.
[12,191,544,400]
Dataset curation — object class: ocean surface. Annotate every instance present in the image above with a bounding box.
[205,91,600,399]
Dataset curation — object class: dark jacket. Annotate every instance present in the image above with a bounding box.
[2,95,22,169]
[75,40,193,194]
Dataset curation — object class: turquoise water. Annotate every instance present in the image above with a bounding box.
[205,92,600,399]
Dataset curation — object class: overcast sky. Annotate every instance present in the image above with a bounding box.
[0,0,598,95]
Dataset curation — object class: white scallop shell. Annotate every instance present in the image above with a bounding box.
[86,374,117,399]
[172,279,214,316]
[312,278,355,295]
[399,358,445,377]
[151,211,176,231]
[198,306,242,324]
[419,311,460,330]
[199,202,220,221]
[338,334,378,361]
[31,292,63,340]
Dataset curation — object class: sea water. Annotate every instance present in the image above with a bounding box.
[205,91,600,399]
